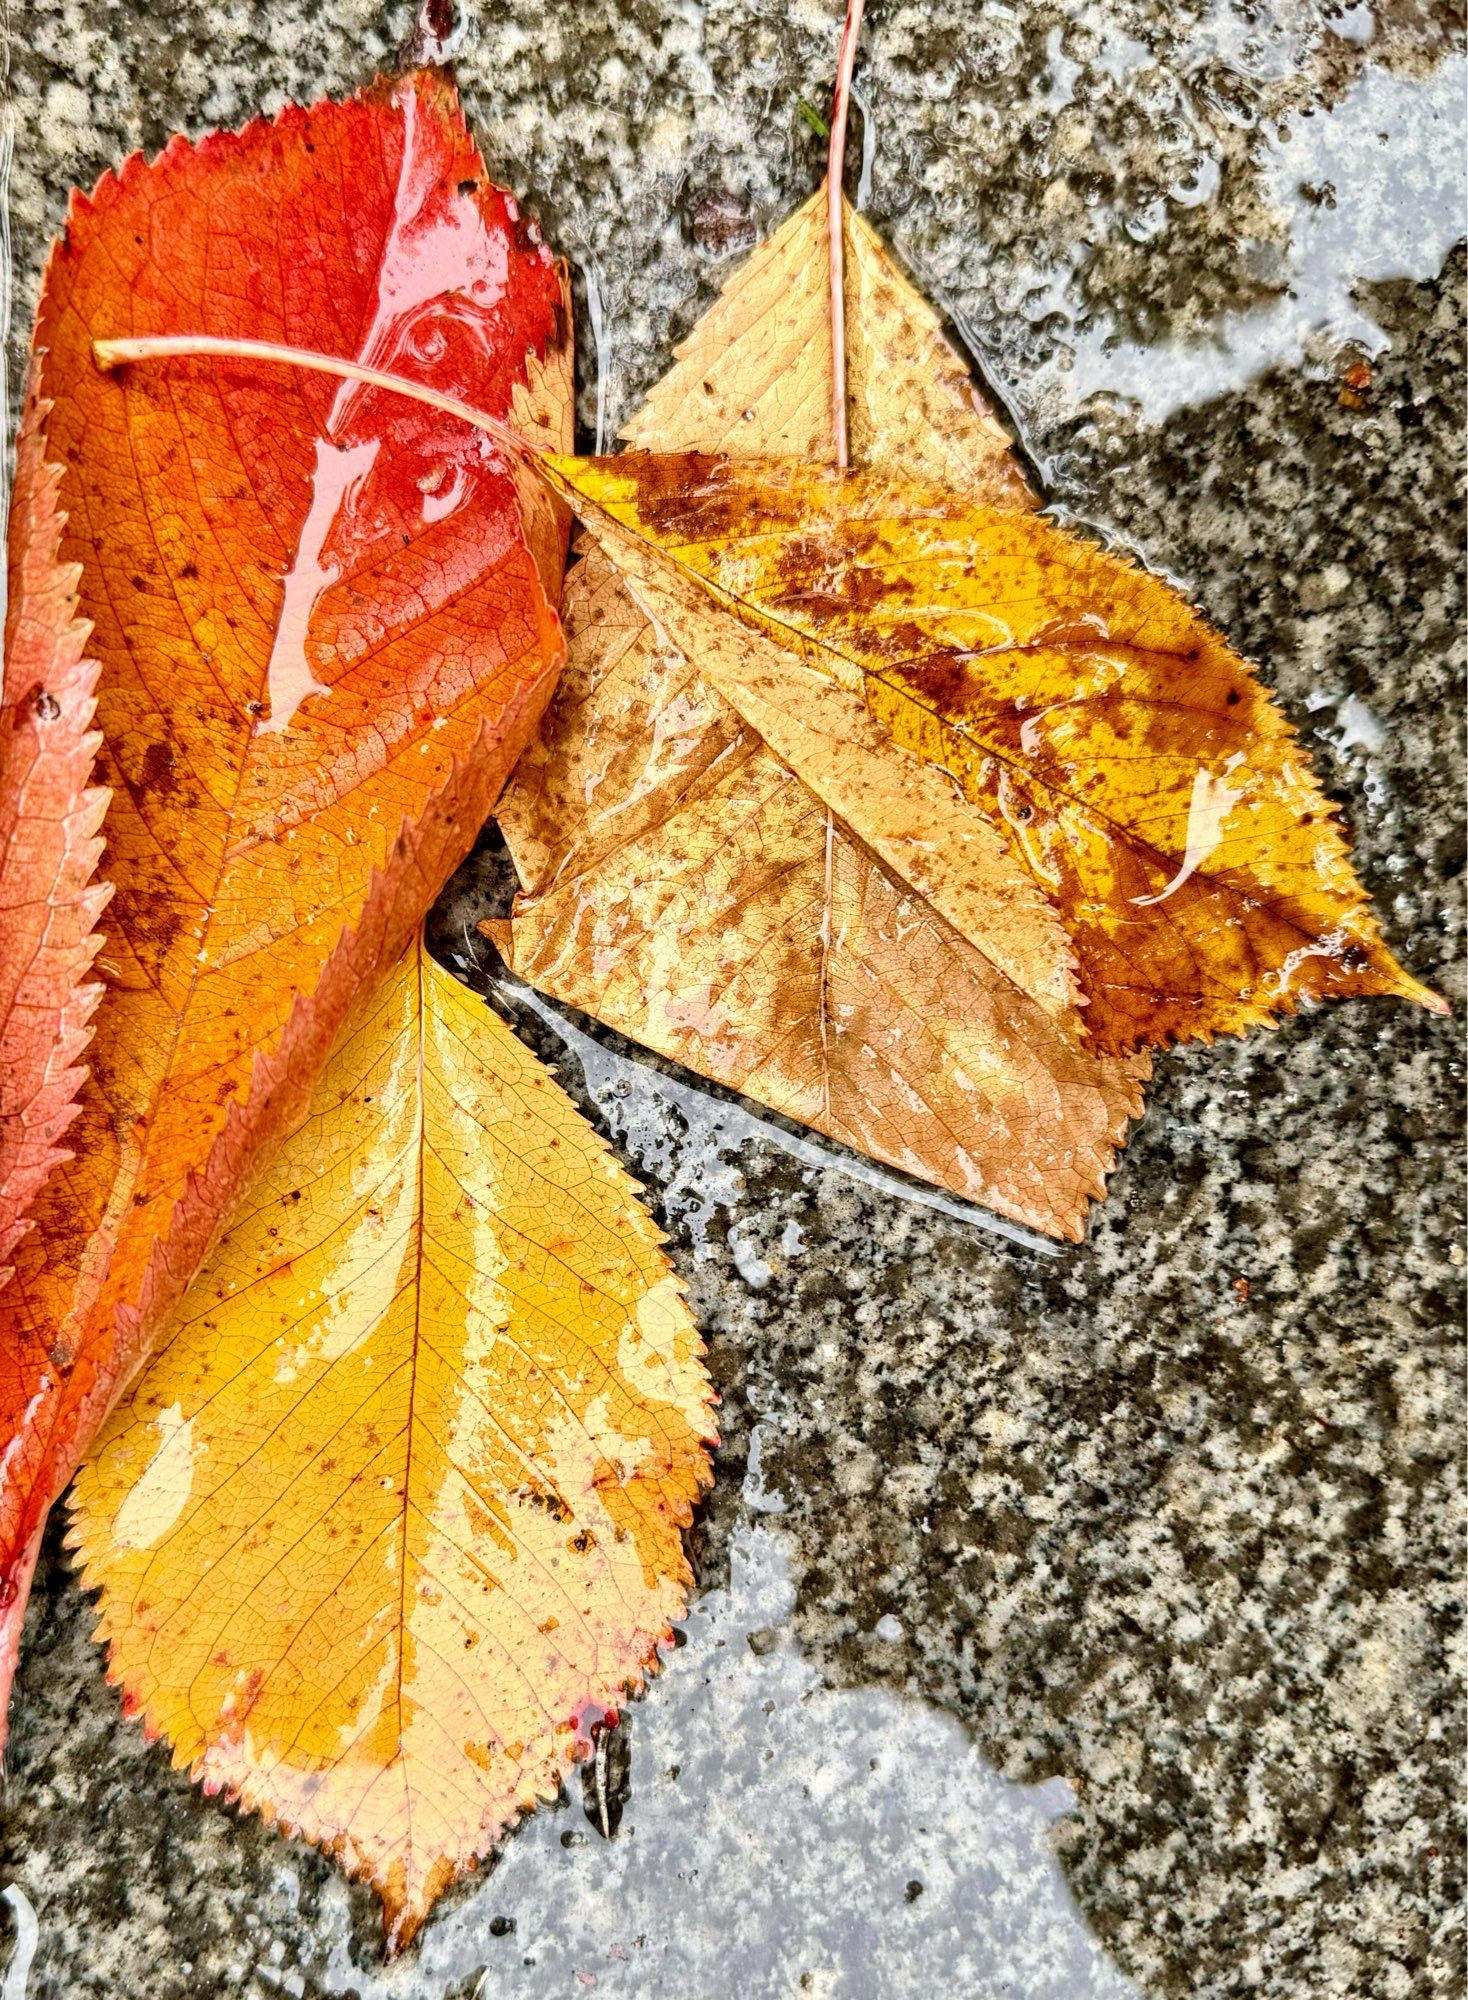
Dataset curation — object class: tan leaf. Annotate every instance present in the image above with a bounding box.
[72,938,714,1949]
[494,193,1145,1240]
[490,546,1146,1240]
[622,190,1032,505]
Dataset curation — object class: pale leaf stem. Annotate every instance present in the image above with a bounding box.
[827,0,867,469]
[91,334,539,466]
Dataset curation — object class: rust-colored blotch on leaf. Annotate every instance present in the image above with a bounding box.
[73,940,714,1950]
[0,68,572,1729]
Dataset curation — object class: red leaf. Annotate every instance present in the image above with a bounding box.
[0,384,109,1290]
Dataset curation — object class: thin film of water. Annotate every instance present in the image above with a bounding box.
[481,968,1062,1260]
[887,27,1465,478]
[312,945,1133,1992]
[306,1502,1143,2000]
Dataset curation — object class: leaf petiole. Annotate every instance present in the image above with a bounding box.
[92,334,541,466]
[826,0,867,468]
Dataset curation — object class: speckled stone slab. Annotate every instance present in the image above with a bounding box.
[4,2,1464,1996]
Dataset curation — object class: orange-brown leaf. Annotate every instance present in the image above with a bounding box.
[0,70,571,1718]
[0,383,110,1289]
[72,938,714,1949]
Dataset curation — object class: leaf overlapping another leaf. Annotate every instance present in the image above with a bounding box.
[542,449,1441,1054]
[492,188,1437,1239]
[0,68,572,1722]
[622,193,1032,511]
[72,939,714,1948]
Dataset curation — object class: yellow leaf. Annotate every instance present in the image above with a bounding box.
[535,445,1439,1052]
[71,938,714,1949]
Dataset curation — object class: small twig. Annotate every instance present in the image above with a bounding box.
[827,0,867,468]
[92,335,540,467]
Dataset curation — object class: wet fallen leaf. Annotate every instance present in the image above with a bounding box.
[72,937,713,1950]
[0,384,109,1293]
[0,69,571,1726]
[489,193,1139,1236]
[534,447,1438,1055]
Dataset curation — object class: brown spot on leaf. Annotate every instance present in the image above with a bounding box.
[141,739,176,796]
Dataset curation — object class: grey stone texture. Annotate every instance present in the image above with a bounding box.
[4,0,1464,1996]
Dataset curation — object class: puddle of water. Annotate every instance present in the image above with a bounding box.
[1047,53,1468,425]
[301,1430,1139,2000]
[0,1887,37,2000]
[1311,688,1386,758]
[895,43,1465,447]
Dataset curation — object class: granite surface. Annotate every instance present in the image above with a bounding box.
[3,1,1465,1995]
